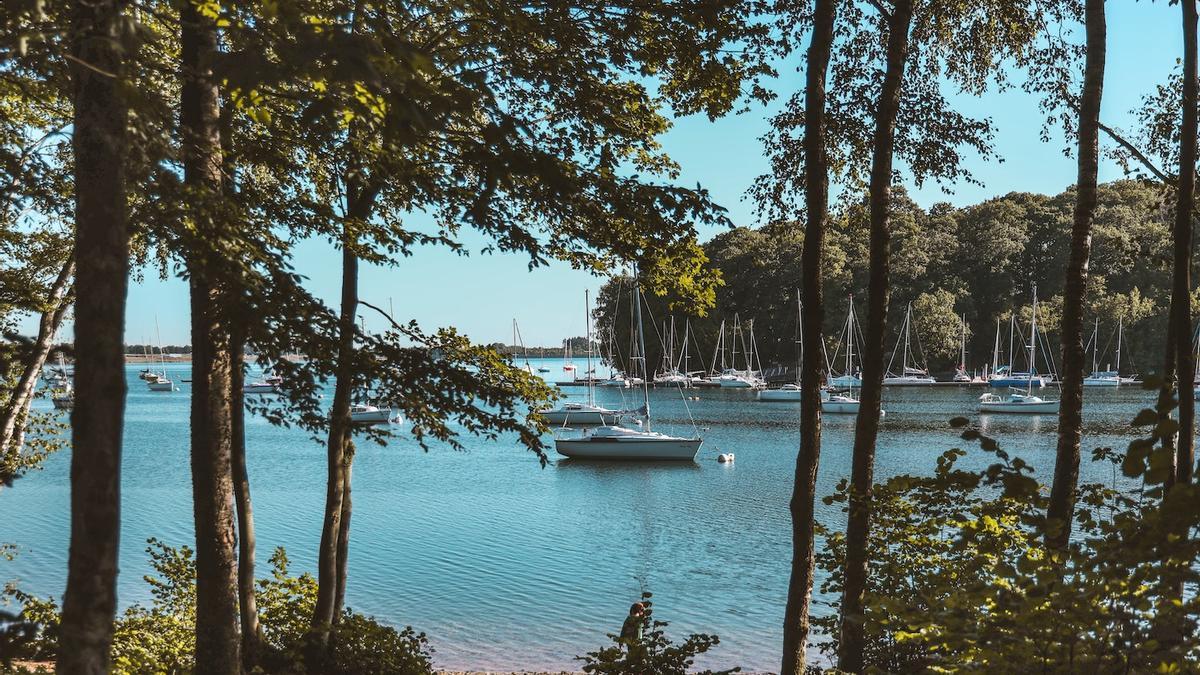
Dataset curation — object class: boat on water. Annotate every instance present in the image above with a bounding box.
[349,403,397,425]
[146,317,176,392]
[244,374,282,395]
[828,295,863,388]
[822,392,869,414]
[1083,317,1128,386]
[539,291,625,428]
[51,383,74,410]
[979,288,1059,414]
[953,313,974,382]
[555,271,702,461]
[987,313,1050,388]
[759,292,807,402]
[883,303,936,385]
[707,315,765,388]
[759,383,803,401]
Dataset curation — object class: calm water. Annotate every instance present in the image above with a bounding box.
[0,360,1159,671]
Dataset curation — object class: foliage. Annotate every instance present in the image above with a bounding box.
[577,593,738,675]
[811,413,1200,673]
[597,180,1175,377]
[2,540,433,675]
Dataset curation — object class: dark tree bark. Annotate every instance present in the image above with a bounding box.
[838,2,913,671]
[181,3,240,672]
[1172,0,1198,486]
[1046,0,1106,550]
[782,0,838,672]
[1,257,74,463]
[333,442,354,621]
[58,3,130,672]
[230,324,260,669]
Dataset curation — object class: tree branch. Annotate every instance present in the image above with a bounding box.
[1097,120,1170,183]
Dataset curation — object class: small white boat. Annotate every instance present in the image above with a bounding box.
[978,391,1060,414]
[555,425,702,460]
[244,375,282,394]
[653,371,691,387]
[1083,317,1125,387]
[349,404,396,425]
[953,369,973,383]
[146,373,175,392]
[1082,372,1121,386]
[599,376,629,388]
[538,402,622,427]
[821,393,883,415]
[716,371,764,388]
[883,374,936,385]
[883,304,936,385]
[758,383,802,401]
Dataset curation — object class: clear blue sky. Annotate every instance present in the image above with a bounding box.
[100,2,1185,347]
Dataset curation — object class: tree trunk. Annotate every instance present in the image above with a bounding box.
[181,3,241,672]
[1,257,75,464]
[1046,0,1105,550]
[311,221,360,650]
[838,2,913,671]
[230,324,260,669]
[1172,0,1198,486]
[58,3,130,673]
[782,0,838,672]
[333,441,354,621]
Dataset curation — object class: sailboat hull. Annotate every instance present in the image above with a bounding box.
[539,407,621,426]
[882,376,936,385]
[1082,376,1120,386]
[829,375,862,388]
[979,400,1060,414]
[147,381,174,392]
[555,436,701,460]
[757,389,802,401]
[989,376,1046,388]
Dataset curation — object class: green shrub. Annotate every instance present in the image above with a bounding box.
[577,592,738,675]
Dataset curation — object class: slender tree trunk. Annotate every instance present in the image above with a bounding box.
[333,441,354,621]
[783,1,838,672]
[230,324,260,669]
[181,3,240,672]
[1,258,75,463]
[1046,0,1105,550]
[838,3,913,671]
[1173,0,1198,486]
[311,220,360,649]
[58,3,130,672]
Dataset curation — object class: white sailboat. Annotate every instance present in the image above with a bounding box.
[988,314,1047,388]
[349,403,398,425]
[1083,317,1123,386]
[829,296,863,387]
[555,270,702,461]
[539,291,624,427]
[50,353,74,409]
[714,315,766,388]
[146,317,176,392]
[760,291,807,401]
[979,287,1060,414]
[953,313,973,382]
[244,374,282,395]
[654,316,693,387]
[883,303,936,385]
[512,319,534,374]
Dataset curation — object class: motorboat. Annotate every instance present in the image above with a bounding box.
[555,424,702,460]
[244,375,282,395]
[979,391,1060,414]
[349,404,396,425]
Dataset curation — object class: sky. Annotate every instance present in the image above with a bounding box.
[94,2,1186,347]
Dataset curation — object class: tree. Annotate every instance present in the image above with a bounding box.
[781,1,838,672]
[180,2,240,670]
[58,0,133,672]
[1047,0,1105,551]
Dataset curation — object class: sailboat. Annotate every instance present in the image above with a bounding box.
[1082,317,1123,386]
[714,315,766,388]
[138,340,156,380]
[539,291,624,427]
[50,353,74,410]
[979,287,1059,414]
[555,269,702,461]
[760,291,811,401]
[883,303,936,385]
[349,403,398,425]
[537,347,551,373]
[953,313,973,382]
[562,339,576,374]
[653,316,692,387]
[146,317,176,392]
[988,313,1047,388]
[829,295,863,387]
[511,319,534,374]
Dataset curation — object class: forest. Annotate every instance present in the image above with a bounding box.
[597,180,1174,379]
[2,0,1200,674]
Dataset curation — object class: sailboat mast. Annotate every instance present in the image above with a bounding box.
[155,315,166,376]
[585,290,594,406]
[960,313,967,370]
[1116,317,1122,374]
[903,303,912,374]
[1008,314,1016,374]
[632,267,651,428]
[1092,316,1099,374]
[1028,287,1038,393]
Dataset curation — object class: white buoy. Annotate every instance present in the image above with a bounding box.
[717,453,735,463]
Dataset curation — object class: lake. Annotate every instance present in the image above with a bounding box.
[0,359,1159,672]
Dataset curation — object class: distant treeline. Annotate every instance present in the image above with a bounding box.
[596,180,1175,378]
[490,336,595,358]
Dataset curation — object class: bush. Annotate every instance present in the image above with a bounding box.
[4,540,433,675]
[577,592,739,675]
